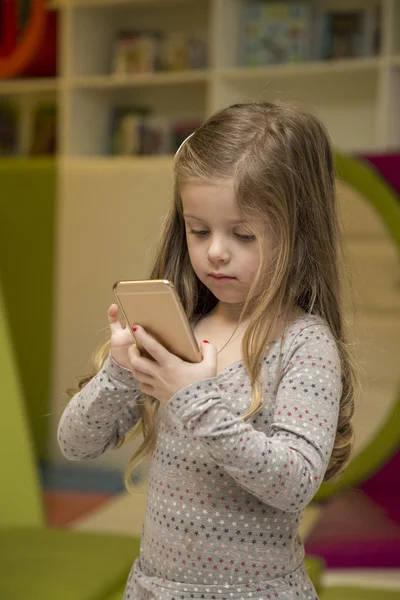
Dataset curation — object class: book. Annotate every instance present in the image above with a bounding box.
[140,116,171,155]
[315,9,378,60]
[241,1,313,66]
[30,104,57,155]
[187,32,208,69]
[112,29,208,74]
[110,108,203,156]
[110,106,148,155]
[0,103,19,155]
[112,30,163,75]
[110,107,172,156]
[170,118,203,153]
[163,31,208,70]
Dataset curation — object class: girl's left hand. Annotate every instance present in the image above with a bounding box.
[128,325,217,404]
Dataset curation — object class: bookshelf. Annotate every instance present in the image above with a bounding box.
[60,0,397,156]
[1,0,400,157]
[1,1,398,471]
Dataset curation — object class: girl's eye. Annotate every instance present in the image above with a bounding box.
[235,233,256,241]
[189,229,209,236]
[188,229,256,241]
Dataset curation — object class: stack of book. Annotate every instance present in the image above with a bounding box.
[0,103,57,156]
[110,107,202,156]
[112,29,208,75]
[241,1,380,66]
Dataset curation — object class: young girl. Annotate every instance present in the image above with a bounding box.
[58,101,356,600]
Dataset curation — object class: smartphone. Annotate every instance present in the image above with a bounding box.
[113,279,202,363]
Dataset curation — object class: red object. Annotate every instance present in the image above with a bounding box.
[0,1,57,78]
[21,10,57,77]
[0,0,17,58]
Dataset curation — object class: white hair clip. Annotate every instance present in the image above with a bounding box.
[174,131,195,158]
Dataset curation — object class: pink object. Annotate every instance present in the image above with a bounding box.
[305,488,400,568]
[361,153,400,196]
[44,490,112,527]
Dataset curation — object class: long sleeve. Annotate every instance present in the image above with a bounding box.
[58,354,147,460]
[167,323,342,512]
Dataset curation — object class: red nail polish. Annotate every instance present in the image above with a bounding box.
[132,327,137,332]
[203,339,209,343]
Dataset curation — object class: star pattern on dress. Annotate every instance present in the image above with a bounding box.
[59,315,338,600]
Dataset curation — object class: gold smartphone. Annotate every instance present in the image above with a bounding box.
[113,279,202,363]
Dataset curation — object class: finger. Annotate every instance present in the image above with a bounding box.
[107,303,123,334]
[107,303,119,322]
[201,339,218,366]
[132,325,170,364]
[128,344,154,376]
[129,345,153,382]
[139,382,154,396]
[132,368,153,385]
[128,343,142,363]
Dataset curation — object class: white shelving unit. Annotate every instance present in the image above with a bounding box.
[2,0,398,470]
[1,0,400,158]
[63,0,395,157]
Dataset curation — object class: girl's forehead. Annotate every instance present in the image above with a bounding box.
[180,178,235,204]
[180,179,243,220]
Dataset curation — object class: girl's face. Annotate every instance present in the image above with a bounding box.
[181,179,261,305]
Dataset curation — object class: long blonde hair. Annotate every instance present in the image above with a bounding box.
[69,102,356,489]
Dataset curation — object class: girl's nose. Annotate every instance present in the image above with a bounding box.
[207,237,230,262]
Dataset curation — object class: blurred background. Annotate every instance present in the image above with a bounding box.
[0,1,399,599]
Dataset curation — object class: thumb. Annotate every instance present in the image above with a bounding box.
[201,339,217,363]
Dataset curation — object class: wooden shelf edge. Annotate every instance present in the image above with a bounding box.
[0,78,59,95]
[59,155,175,168]
[70,70,210,89]
[219,57,383,81]
[68,58,384,90]
[51,0,191,8]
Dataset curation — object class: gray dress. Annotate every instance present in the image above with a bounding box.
[58,313,342,600]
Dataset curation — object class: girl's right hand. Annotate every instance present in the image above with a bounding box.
[107,303,136,370]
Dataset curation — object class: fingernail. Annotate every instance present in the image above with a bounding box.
[132,327,137,332]
[203,339,209,343]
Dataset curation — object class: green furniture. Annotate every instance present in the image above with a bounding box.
[304,555,324,595]
[102,584,127,600]
[0,277,140,599]
[319,586,400,600]
[0,159,56,460]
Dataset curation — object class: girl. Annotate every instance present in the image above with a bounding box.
[58,102,356,600]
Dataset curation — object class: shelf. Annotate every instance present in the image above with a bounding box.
[0,78,59,96]
[59,155,175,169]
[0,157,56,167]
[69,58,386,89]
[61,155,174,163]
[70,70,211,89]
[219,57,382,81]
[53,0,190,6]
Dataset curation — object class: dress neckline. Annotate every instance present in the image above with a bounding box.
[191,311,318,379]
